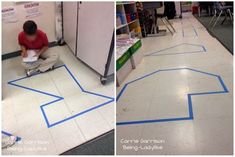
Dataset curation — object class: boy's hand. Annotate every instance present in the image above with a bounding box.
[33,53,40,58]
[22,51,28,58]
[34,50,41,57]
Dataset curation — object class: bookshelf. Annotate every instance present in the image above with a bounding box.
[181,2,192,12]
[116,1,143,86]
[116,2,141,39]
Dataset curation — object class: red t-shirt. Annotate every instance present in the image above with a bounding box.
[18,30,49,50]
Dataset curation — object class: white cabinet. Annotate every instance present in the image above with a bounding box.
[63,2,78,54]
[63,2,114,84]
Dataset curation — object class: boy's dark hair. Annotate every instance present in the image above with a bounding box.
[23,20,37,35]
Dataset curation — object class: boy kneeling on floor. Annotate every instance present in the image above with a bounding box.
[18,20,59,76]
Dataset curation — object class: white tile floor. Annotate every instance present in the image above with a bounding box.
[2,45,114,155]
[117,13,233,155]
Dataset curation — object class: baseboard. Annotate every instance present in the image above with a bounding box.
[2,41,59,60]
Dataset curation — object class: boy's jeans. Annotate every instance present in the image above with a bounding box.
[22,49,59,72]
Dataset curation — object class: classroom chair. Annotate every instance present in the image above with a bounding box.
[156,3,176,35]
[209,2,233,29]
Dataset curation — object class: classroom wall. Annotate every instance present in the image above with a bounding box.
[2,2,56,54]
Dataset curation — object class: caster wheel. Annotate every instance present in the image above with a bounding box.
[100,76,107,85]
[101,80,106,85]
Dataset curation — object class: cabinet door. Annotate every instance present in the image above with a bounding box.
[63,2,78,54]
[77,2,114,75]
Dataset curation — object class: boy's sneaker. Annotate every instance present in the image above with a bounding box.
[26,69,40,77]
[48,65,55,71]
[2,136,17,149]
[43,66,55,73]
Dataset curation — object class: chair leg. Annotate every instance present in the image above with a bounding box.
[151,20,155,34]
[153,20,157,34]
[151,24,154,34]
[228,9,233,23]
[161,18,173,35]
[221,11,227,25]
[143,24,147,37]
[209,9,218,26]
[209,11,217,26]
[198,7,201,17]
[212,10,223,29]
[164,17,176,32]
[209,7,211,16]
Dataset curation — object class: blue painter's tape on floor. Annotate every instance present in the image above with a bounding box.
[193,26,198,36]
[8,64,114,128]
[145,43,206,57]
[2,131,21,141]
[116,68,229,126]
[182,25,198,37]
[117,117,192,125]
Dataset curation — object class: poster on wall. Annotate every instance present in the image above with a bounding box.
[24,2,41,18]
[2,7,18,23]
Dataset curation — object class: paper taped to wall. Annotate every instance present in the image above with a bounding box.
[23,50,39,63]
[24,2,41,18]
[2,7,18,23]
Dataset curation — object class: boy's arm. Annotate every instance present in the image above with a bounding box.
[18,33,27,58]
[20,45,28,58]
[36,46,48,56]
[36,32,49,56]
